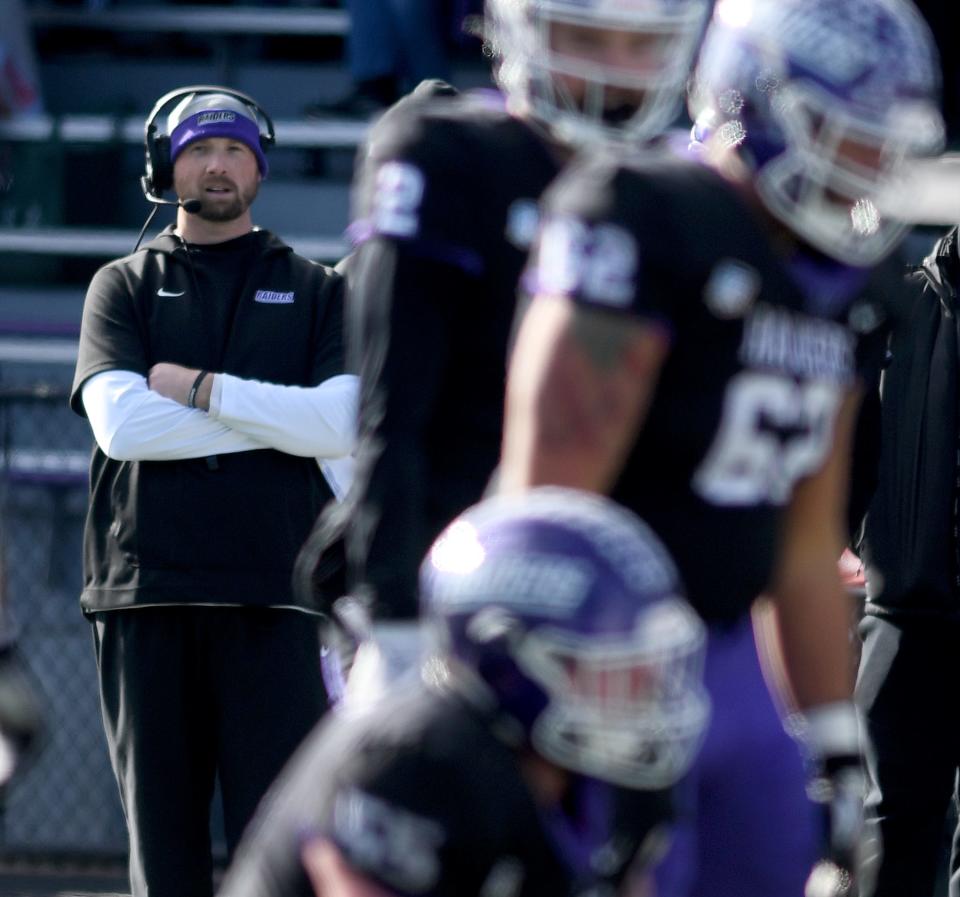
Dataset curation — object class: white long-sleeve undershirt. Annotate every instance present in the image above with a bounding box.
[211,372,357,458]
[83,370,263,461]
[82,369,358,462]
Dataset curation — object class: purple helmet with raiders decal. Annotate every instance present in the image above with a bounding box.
[689,0,944,266]
[420,487,709,790]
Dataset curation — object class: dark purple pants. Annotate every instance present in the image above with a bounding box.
[654,613,820,897]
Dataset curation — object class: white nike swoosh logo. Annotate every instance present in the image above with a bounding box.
[157,288,185,297]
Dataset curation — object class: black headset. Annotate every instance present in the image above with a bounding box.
[141,84,276,203]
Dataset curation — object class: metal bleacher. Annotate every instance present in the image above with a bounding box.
[0,5,370,276]
[0,109,363,269]
[1,1,490,297]
[0,0,399,384]
[28,3,350,37]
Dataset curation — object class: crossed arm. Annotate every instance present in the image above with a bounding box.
[82,364,358,462]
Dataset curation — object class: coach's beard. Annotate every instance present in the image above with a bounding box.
[195,180,260,223]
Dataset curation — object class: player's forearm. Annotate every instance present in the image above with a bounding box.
[211,373,358,458]
[769,387,860,710]
[82,370,263,461]
[770,563,855,710]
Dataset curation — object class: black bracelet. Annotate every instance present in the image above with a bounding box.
[187,370,209,409]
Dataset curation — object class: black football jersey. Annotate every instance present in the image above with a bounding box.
[528,150,891,624]
[343,90,563,620]
[217,685,672,897]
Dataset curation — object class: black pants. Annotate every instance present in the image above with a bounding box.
[91,605,327,897]
[856,614,960,897]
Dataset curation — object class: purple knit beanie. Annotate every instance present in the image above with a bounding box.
[167,92,269,176]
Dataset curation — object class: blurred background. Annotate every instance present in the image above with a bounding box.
[0,0,956,884]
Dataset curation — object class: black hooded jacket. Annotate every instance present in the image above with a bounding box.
[70,226,345,612]
[861,227,960,619]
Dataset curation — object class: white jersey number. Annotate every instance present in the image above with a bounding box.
[692,372,841,506]
[536,216,638,308]
[373,161,425,238]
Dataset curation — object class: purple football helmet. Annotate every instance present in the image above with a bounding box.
[689,0,944,266]
[420,487,708,790]
[485,0,711,146]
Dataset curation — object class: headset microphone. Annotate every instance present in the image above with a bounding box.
[139,177,203,213]
[133,195,204,253]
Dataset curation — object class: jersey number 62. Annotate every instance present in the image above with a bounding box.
[692,371,842,506]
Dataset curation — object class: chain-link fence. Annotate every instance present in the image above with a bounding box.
[0,385,127,860]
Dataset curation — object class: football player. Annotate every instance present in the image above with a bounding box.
[298,0,713,686]
[498,0,944,895]
[218,488,709,897]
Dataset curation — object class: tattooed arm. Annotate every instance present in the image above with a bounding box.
[499,293,670,494]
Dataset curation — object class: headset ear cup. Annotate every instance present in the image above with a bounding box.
[255,104,276,152]
[143,127,172,197]
[143,137,156,197]
[151,135,173,194]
